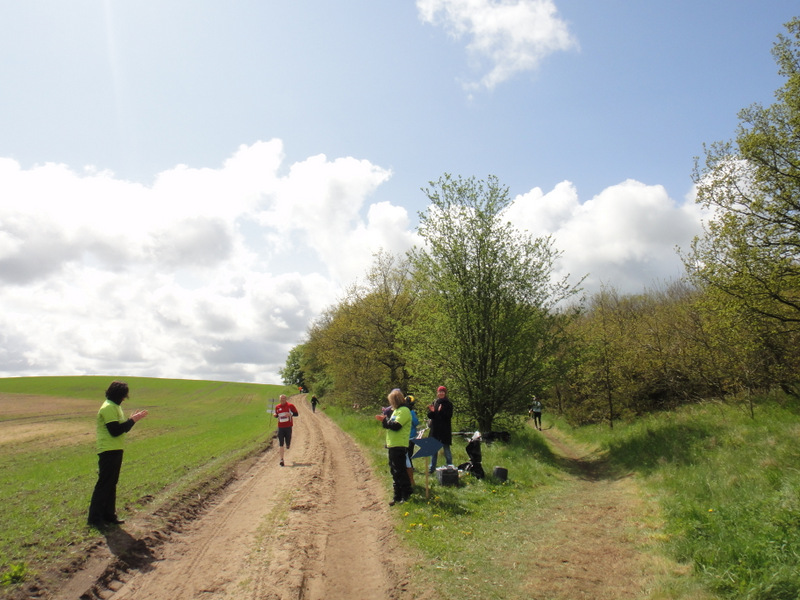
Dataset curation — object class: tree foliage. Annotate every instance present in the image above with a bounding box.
[686,18,800,324]
[302,251,417,409]
[279,344,306,388]
[287,23,800,429]
[561,279,800,425]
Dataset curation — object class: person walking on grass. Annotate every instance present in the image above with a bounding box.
[310,395,319,413]
[376,389,413,506]
[88,381,148,530]
[427,385,453,473]
[529,396,543,431]
[274,394,299,466]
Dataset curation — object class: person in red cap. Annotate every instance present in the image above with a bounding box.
[427,385,453,473]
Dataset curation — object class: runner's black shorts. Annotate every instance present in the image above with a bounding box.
[277,427,293,447]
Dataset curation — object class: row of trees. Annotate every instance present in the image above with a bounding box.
[281,18,800,429]
[562,281,800,425]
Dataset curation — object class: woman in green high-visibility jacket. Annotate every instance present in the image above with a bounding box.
[376,388,412,506]
[88,381,148,529]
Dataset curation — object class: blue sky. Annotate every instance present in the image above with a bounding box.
[0,1,796,384]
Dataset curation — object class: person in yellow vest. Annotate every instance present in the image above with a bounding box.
[87,381,148,529]
[376,388,412,506]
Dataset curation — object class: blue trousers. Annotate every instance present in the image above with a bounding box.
[429,443,453,472]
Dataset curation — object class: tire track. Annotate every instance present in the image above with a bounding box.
[521,427,666,600]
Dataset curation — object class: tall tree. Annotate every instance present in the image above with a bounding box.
[407,174,580,432]
[685,18,800,323]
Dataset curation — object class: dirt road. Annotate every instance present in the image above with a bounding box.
[55,396,419,600]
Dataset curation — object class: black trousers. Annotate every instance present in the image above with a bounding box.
[88,449,123,524]
[388,446,412,501]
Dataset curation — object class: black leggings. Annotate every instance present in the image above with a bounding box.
[88,449,124,523]
[388,446,412,502]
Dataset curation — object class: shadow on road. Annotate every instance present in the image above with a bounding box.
[104,527,157,573]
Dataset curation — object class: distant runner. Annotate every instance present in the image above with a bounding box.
[529,396,542,431]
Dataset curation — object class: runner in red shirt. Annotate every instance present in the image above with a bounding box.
[273,394,299,466]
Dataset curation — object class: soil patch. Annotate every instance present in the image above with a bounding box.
[0,393,95,450]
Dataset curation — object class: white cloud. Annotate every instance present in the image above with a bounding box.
[0,141,707,383]
[507,179,706,294]
[417,0,578,89]
[0,142,403,383]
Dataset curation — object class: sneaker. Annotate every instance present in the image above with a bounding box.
[389,499,404,506]
[280,459,284,466]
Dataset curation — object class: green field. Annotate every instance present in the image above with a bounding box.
[0,375,285,585]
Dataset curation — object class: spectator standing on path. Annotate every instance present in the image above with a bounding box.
[310,395,319,413]
[427,385,453,473]
[376,389,413,506]
[274,394,299,466]
[529,396,543,431]
[88,381,148,529]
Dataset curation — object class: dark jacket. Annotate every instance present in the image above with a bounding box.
[427,397,453,446]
